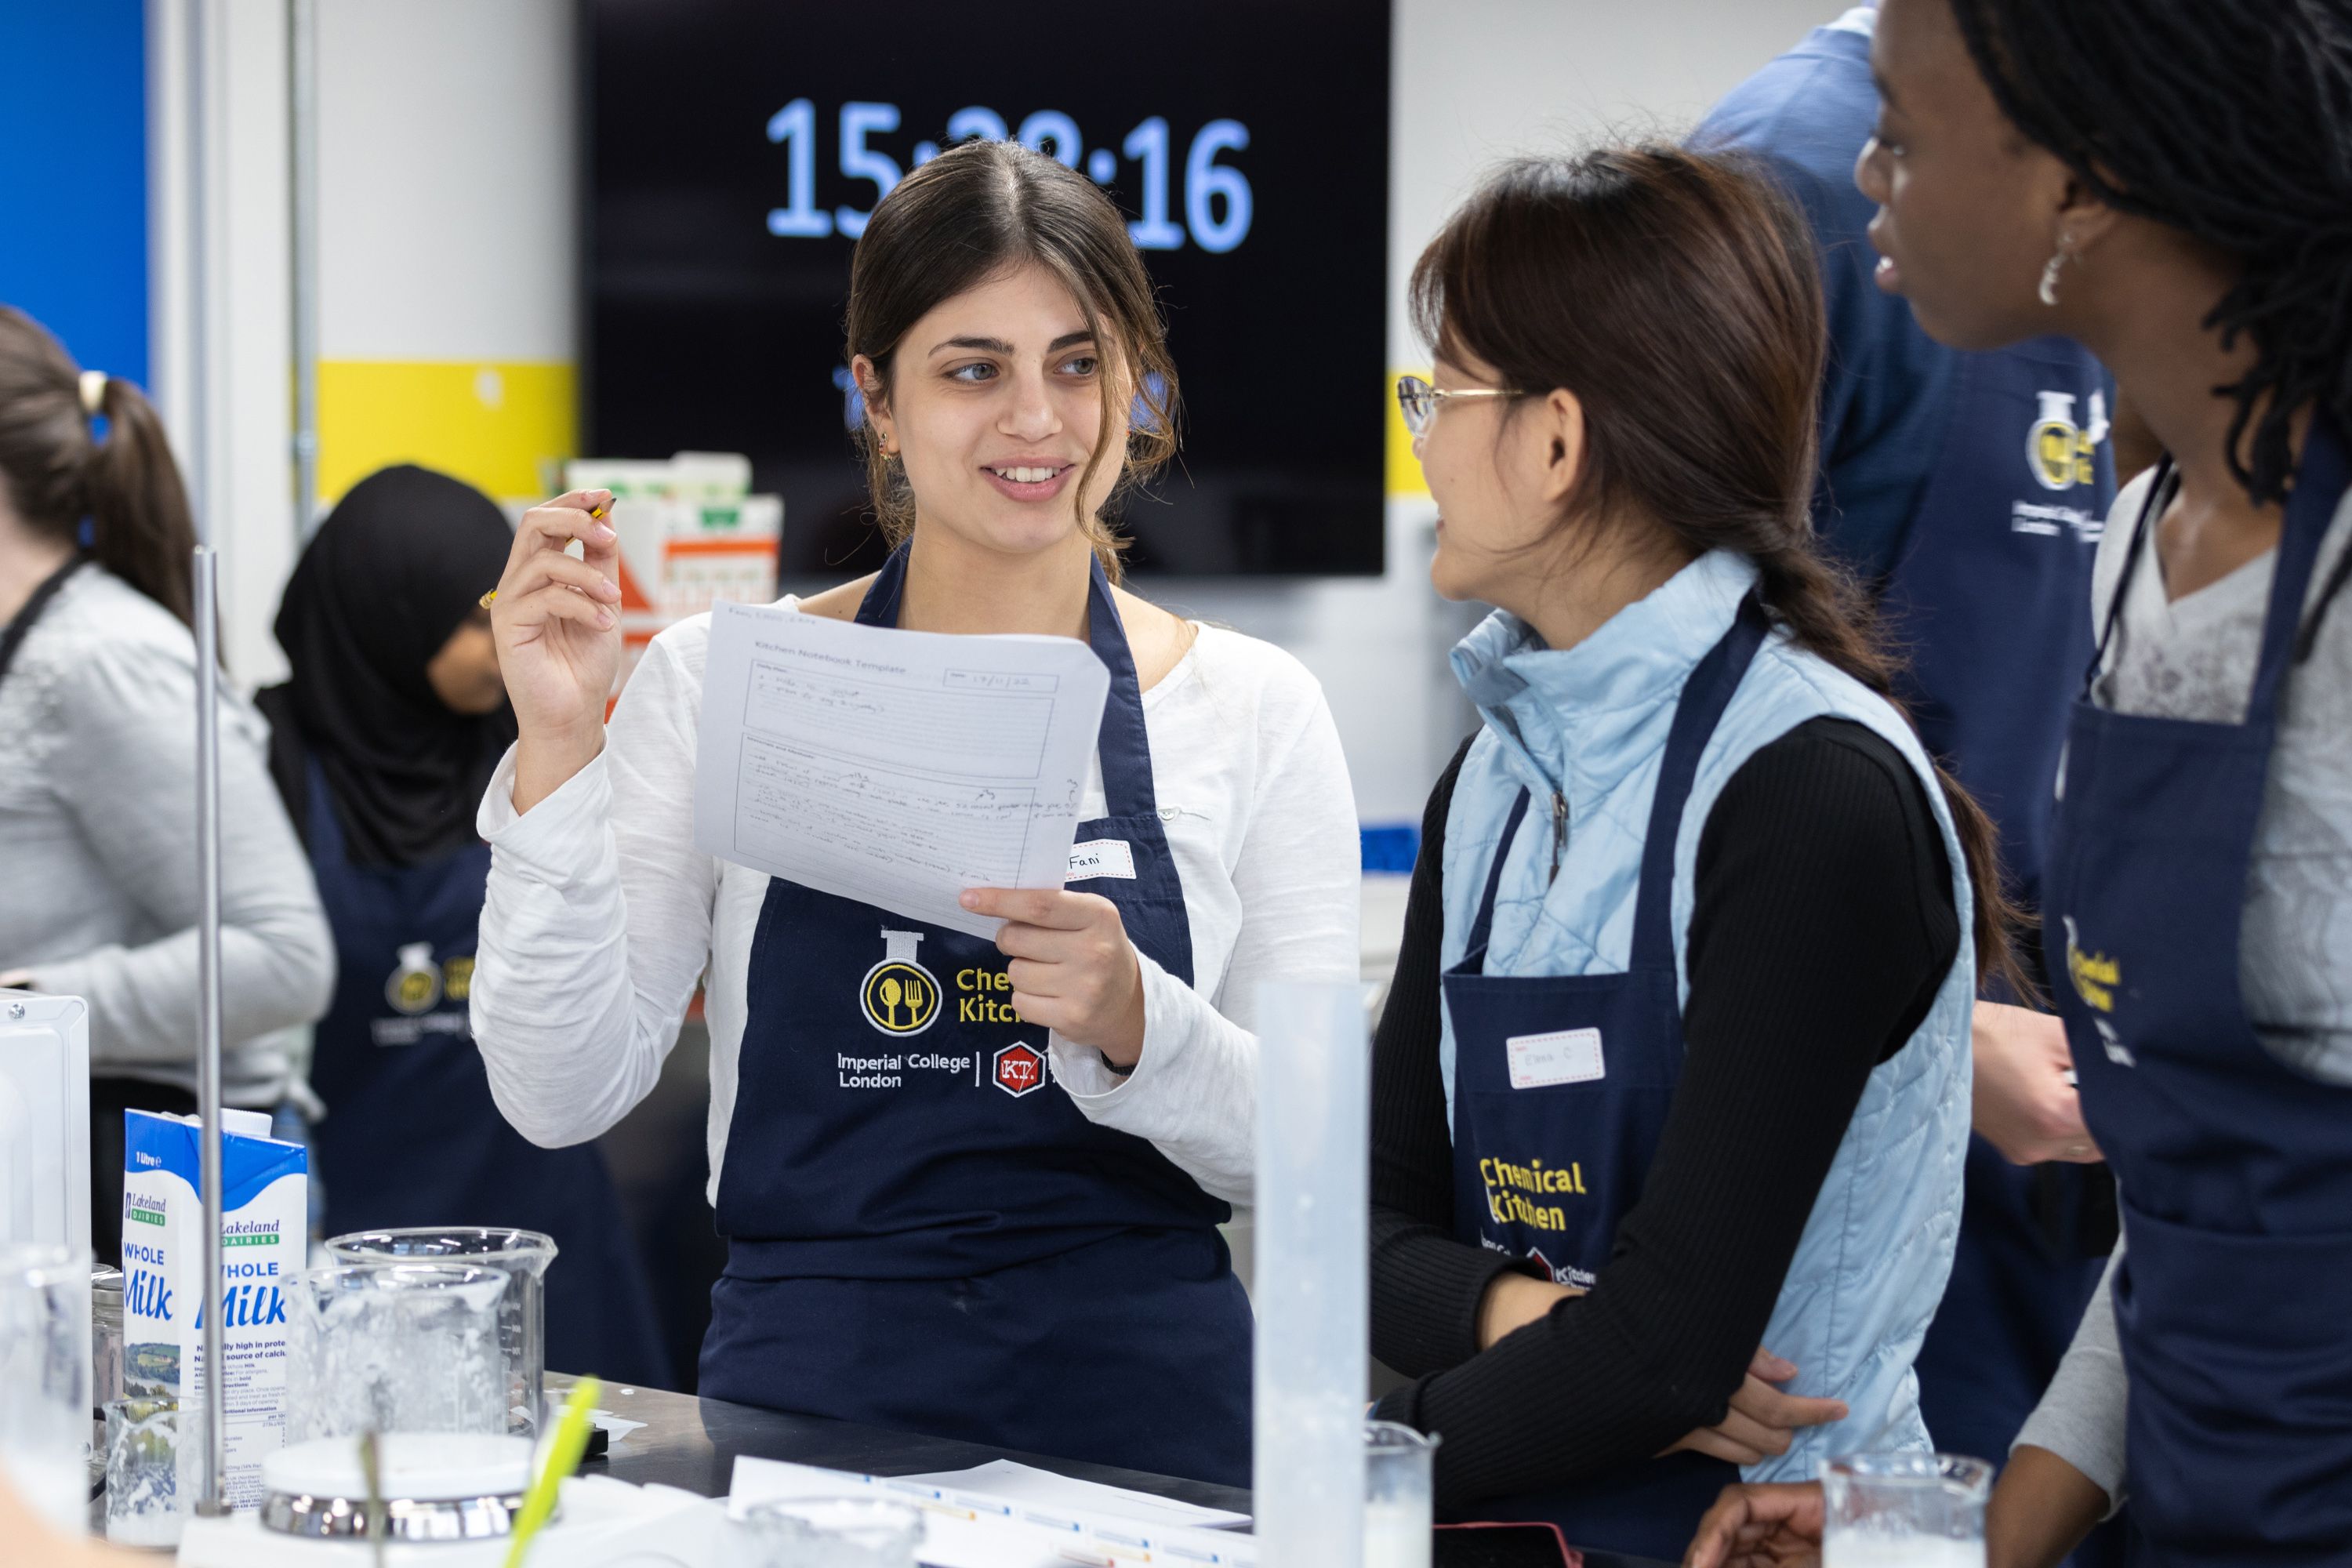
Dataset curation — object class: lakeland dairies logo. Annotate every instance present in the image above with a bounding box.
[125,1192,167,1227]
[860,929,941,1036]
[223,1217,281,1248]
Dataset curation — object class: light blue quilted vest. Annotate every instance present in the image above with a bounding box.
[1439,549,1973,1481]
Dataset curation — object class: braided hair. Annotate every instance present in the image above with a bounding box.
[1947,0,2352,506]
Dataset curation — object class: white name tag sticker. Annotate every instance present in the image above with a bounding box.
[1506,1028,1605,1090]
[1065,838,1137,882]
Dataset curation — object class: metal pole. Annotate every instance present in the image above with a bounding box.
[288,0,321,538]
[184,0,210,550]
[191,546,228,1515]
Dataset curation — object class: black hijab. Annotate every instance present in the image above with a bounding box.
[260,465,517,868]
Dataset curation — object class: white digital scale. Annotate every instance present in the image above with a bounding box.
[174,1434,734,1566]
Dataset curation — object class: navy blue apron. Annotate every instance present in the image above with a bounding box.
[1892,347,2117,1540]
[699,545,1252,1486]
[2046,421,2352,1563]
[302,763,672,1388]
[1438,597,1767,1559]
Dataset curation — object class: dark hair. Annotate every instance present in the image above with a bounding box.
[0,307,197,626]
[845,139,1179,581]
[1413,145,2024,994]
[1950,0,2352,506]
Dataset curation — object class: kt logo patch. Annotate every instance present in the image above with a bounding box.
[993,1042,1047,1098]
[861,928,941,1036]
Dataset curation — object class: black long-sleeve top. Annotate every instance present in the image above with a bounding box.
[1369,719,1960,1509]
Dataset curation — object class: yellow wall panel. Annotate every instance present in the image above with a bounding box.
[318,360,575,505]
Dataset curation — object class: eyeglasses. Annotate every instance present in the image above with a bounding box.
[1395,375,1520,436]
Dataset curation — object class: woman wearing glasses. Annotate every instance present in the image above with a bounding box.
[1368,145,2005,1559]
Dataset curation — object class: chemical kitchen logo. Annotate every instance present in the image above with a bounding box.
[2028,389,2102,492]
[861,928,941,1036]
[385,942,442,1014]
[993,1041,1048,1098]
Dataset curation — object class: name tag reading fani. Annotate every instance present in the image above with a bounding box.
[1066,838,1137,882]
[1506,1027,1606,1090]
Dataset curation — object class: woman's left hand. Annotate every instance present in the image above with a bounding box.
[960,887,1146,1066]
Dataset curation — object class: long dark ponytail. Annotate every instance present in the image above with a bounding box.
[0,306,198,626]
[1412,146,2027,996]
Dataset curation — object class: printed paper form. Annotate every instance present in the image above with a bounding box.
[730,1456,1258,1566]
[693,601,1111,939]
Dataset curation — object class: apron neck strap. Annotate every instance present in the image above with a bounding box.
[1457,594,1769,978]
[2249,417,2350,720]
[852,541,1160,818]
[0,553,86,693]
[2088,457,2174,686]
[1457,788,1534,974]
[1628,593,1770,970]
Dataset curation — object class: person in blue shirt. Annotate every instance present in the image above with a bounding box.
[1697,8,2121,1555]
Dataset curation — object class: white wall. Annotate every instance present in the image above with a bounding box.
[147,0,297,684]
[165,0,1835,808]
[316,0,575,363]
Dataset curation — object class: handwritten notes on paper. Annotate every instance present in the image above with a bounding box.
[693,602,1110,938]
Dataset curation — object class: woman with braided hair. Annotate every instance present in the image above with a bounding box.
[1686,0,2352,1563]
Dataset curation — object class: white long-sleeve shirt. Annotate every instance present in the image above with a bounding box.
[470,601,1361,1206]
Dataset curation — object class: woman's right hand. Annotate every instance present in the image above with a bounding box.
[492,489,624,813]
[1662,1348,1847,1466]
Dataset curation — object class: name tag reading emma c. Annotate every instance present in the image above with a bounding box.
[1506,1028,1606,1089]
[1066,839,1137,882]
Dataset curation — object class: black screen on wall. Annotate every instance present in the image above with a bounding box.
[584,0,1392,577]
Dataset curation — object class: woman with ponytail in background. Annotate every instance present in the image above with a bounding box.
[1367,146,2003,1559]
[0,306,334,1264]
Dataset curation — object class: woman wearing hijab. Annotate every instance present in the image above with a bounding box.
[259,463,669,1388]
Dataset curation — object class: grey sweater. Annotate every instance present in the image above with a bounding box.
[0,565,334,1105]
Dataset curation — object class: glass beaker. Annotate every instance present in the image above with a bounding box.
[328,1226,556,1438]
[1364,1420,1438,1568]
[285,1262,510,1443]
[0,1243,92,1537]
[1822,1452,1994,1568]
[740,1496,924,1568]
[103,1397,189,1546]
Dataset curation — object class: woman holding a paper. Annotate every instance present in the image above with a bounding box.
[468,140,1359,1486]
[1363,147,1999,1559]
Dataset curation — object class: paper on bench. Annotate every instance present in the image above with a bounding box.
[891,1458,1249,1529]
[730,1456,1257,1566]
[693,602,1110,940]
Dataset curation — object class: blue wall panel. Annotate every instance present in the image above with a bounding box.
[0,0,150,387]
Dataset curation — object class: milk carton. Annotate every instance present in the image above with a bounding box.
[121,1108,307,1508]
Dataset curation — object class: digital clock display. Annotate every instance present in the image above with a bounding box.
[585,0,1391,576]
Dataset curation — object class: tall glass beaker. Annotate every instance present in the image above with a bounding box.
[327,1226,556,1437]
[285,1262,509,1443]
